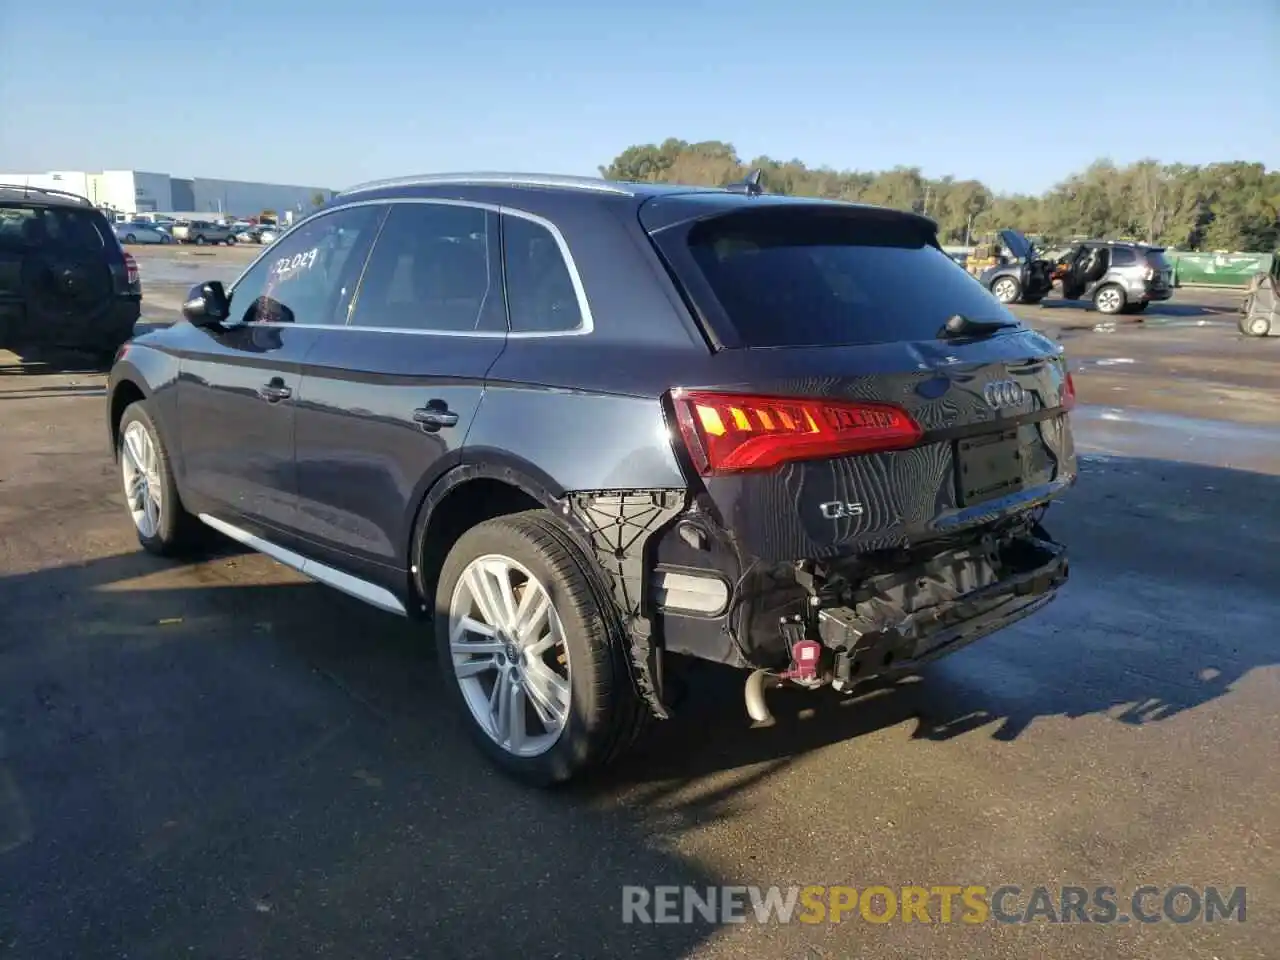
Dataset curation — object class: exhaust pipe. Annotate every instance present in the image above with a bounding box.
[745,669,779,726]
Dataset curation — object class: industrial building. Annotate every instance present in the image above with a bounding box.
[0,169,334,221]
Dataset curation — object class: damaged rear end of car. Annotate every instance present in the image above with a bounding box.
[636,193,1077,719]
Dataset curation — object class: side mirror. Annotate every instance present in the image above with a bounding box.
[182,281,230,328]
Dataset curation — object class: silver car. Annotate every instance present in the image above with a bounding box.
[114,221,173,245]
[171,220,237,245]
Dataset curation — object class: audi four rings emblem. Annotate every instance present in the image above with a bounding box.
[983,379,1026,408]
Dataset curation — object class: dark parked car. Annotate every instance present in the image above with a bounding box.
[979,229,1055,305]
[106,172,1077,785]
[0,183,142,363]
[1055,240,1174,315]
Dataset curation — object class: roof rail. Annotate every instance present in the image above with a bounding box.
[0,183,94,207]
[338,172,634,197]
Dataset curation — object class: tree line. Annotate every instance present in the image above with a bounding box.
[600,139,1279,253]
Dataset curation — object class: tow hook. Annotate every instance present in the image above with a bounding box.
[744,638,827,726]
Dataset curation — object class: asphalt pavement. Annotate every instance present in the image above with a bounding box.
[1,253,1278,958]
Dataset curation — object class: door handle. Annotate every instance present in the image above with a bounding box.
[413,400,459,431]
[257,378,292,402]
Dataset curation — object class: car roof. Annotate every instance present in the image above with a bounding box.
[333,171,937,233]
[0,183,98,210]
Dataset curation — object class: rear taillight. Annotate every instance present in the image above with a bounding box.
[1143,266,1156,281]
[1062,372,1077,411]
[669,390,923,476]
[123,252,140,286]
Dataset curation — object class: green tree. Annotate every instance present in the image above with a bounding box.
[599,142,1277,252]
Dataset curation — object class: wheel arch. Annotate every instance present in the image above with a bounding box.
[107,371,150,458]
[407,453,572,615]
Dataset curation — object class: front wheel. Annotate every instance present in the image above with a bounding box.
[194,235,206,246]
[124,233,136,243]
[991,276,1021,304]
[225,235,236,245]
[434,510,648,786]
[1094,284,1126,315]
[117,401,202,556]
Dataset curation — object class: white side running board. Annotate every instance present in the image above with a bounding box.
[197,513,408,617]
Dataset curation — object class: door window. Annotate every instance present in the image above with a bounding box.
[1109,247,1137,267]
[349,202,505,333]
[229,205,385,326]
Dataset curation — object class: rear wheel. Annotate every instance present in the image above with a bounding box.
[117,401,202,556]
[1094,284,1126,315]
[124,233,136,243]
[435,510,647,786]
[194,235,206,246]
[991,276,1021,304]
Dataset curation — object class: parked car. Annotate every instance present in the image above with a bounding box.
[232,224,281,245]
[114,221,173,245]
[978,229,1056,305]
[171,220,237,245]
[0,183,141,363]
[1054,240,1174,315]
[106,171,1076,786]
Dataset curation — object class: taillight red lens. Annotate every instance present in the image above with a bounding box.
[123,252,140,286]
[670,390,923,476]
[1062,372,1077,411]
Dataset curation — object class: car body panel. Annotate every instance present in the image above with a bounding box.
[175,321,323,531]
[294,329,506,572]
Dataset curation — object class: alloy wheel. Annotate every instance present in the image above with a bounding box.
[993,278,1018,303]
[448,554,572,757]
[120,420,162,538]
[1097,288,1123,314]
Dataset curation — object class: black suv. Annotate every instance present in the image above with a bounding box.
[0,184,142,363]
[106,172,1077,785]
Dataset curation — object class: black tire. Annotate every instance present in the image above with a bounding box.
[116,400,203,556]
[125,233,136,243]
[225,235,236,245]
[434,509,648,786]
[1093,283,1126,315]
[195,235,206,246]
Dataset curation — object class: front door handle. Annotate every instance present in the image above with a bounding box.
[413,400,459,431]
[258,378,292,403]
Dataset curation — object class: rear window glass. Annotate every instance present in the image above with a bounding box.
[0,204,108,250]
[1144,249,1171,269]
[685,211,1017,347]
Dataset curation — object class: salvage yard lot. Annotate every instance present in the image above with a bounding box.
[1,265,1278,958]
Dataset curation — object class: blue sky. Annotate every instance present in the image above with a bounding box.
[1,0,1276,194]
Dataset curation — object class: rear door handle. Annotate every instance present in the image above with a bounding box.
[257,378,292,402]
[413,401,459,431]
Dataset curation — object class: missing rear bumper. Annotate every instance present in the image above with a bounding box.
[816,534,1068,689]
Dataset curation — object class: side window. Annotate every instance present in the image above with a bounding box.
[1110,247,1136,267]
[502,214,584,334]
[229,205,384,326]
[349,202,504,333]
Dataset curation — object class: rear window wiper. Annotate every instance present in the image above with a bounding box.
[939,313,1019,339]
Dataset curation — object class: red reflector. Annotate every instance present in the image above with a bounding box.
[670,390,923,476]
[123,252,140,286]
[1062,372,1077,411]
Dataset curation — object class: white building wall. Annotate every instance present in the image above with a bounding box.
[191,177,331,219]
[99,170,138,214]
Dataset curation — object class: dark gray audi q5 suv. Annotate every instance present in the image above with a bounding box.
[106,171,1077,785]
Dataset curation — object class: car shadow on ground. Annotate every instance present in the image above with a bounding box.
[0,355,111,376]
[1036,297,1236,318]
[1,456,1276,956]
